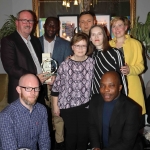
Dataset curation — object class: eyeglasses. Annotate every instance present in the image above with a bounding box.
[73,45,87,50]
[18,19,34,24]
[19,86,40,92]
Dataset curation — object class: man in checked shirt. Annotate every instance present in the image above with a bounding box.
[0,74,51,150]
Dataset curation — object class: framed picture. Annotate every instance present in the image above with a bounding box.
[58,15,78,41]
[95,15,110,37]
[39,18,46,37]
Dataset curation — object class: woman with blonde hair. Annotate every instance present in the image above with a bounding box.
[109,16,146,114]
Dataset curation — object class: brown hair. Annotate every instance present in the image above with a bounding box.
[87,25,111,56]
[71,33,89,54]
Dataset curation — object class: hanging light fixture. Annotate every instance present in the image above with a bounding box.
[74,0,78,5]
[66,1,70,7]
[62,0,66,6]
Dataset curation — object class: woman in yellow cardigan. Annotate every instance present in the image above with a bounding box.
[109,17,146,114]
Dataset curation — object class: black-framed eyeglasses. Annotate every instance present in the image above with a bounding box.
[19,86,40,92]
[18,19,34,24]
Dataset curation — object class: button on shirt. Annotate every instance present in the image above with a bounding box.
[0,99,51,150]
[43,36,56,54]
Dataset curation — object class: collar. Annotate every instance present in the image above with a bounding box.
[44,35,56,43]
[17,31,31,44]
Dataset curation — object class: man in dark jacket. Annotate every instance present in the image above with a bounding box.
[89,71,143,150]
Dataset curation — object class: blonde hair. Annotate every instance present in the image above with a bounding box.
[110,16,130,30]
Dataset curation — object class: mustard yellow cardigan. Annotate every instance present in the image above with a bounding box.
[110,35,146,114]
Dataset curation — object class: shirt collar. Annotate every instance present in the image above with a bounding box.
[44,35,56,43]
[16,99,37,113]
[17,31,31,44]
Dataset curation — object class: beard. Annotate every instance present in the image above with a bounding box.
[21,93,38,106]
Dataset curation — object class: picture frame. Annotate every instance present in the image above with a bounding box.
[95,15,110,33]
[39,18,46,37]
[58,15,78,41]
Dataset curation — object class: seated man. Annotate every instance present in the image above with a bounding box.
[89,71,143,150]
[0,74,51,150]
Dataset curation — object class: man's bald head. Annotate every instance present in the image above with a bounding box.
[100,71,122,102]
[19,74,39,86]
[17,74,40,109]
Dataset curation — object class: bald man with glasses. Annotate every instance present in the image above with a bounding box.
[0,74,51,150]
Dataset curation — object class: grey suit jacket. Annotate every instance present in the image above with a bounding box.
[89,93,142,150]
[39,36,72,66]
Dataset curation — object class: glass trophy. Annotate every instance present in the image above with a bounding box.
[41,53,57,84]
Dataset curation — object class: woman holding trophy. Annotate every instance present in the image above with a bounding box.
[51,33,94,150]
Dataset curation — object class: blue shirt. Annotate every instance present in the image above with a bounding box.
[0,99,51,150]
[102,98,117,148]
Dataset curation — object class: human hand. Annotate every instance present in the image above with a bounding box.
[53,105,60,116]
[37,72,50,84]
[120,63,130,75]
[46,75,56,86]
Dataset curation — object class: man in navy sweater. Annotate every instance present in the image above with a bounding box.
[89,71,143,150]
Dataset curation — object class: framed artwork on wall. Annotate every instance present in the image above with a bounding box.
[58,15,79,41]
[95,15,110,39]
[95,15,110,32]
[39,18,46,37]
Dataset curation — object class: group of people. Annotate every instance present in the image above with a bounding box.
[0,9,146,150]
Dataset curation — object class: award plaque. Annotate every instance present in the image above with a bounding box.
[41,53,57,84]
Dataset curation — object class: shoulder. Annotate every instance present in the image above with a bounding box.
[1,31,18,42]
[0,101,18,120]
[120,94,141,112]
[87,57,94,63]
[56,36,70,45]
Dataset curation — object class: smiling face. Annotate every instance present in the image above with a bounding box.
[111,20,127,39]
[100,71,122,102]
[79,14,95,35]
[16,11,34,39]
[90,26,104,49]
[72,40,87,58]
[44,18,59,41]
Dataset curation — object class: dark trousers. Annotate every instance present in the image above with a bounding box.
[60,103,89,150]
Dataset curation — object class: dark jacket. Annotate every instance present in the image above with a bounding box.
[89,93,142,150]
[1,31,43,103]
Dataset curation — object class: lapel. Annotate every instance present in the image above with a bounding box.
[30,35,42,64]
[97,94,104,136]
[109,94,125,128]
[53,36,59,56]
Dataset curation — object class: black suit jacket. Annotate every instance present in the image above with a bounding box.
[89,94,142,150]
[1,31,43,103]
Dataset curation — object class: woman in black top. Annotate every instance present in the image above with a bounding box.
[88,25,127,95]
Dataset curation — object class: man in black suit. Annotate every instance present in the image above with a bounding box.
[89,71,143,150]
[1,10,49,104]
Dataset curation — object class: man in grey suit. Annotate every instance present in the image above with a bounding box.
[39,17,72,150]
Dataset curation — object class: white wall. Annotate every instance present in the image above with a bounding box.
[0,0,32,73]
[136,0,150,86]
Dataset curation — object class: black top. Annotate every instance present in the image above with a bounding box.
[91,47,127,95]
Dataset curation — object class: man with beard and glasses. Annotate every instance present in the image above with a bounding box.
[39,17,72,150]
[0,74,51,150]
[1,10,51,105]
